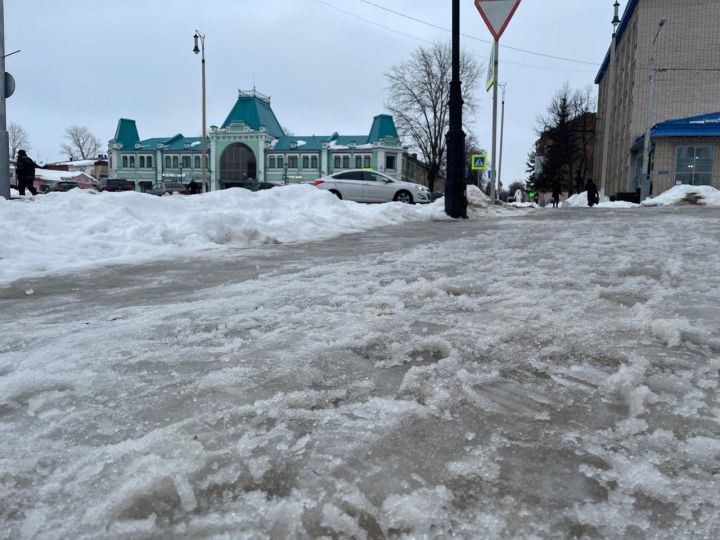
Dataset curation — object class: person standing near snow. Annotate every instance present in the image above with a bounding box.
[188,179,198,195]
[585,178,599,207]
[552,184,561,208]
[15,150,42,196]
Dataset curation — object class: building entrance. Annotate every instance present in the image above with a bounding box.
[220,143,257,188]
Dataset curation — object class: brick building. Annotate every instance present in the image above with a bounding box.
[594,0,720,199]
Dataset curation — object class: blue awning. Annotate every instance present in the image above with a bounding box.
[652,112,720,138]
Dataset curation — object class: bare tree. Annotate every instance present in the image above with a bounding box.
[8,122,30,158]
[60,126,101,161]
[386,41,481,192]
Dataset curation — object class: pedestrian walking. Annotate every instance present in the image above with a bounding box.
[188,179,199,195]
[585,178,599,207]
[552,184,561,208]
[15,150,43,196]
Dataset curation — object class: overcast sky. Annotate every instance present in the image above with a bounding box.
[5,0,626,184]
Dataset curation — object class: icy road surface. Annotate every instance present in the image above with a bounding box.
[1,207,719,538]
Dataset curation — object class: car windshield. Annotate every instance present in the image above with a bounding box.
[164,182,183,188]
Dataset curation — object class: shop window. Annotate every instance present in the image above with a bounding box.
[675,146,714,186]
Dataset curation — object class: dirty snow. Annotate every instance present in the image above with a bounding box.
[1,190,719,538]
[642,184,720,207]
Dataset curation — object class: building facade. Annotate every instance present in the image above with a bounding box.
[110,90,413,191]
[594,0,720,198]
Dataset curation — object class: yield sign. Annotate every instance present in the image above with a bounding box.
[474,0,522,41]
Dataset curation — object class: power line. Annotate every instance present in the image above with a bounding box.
[313,0,433,44]
[356,0,601,66]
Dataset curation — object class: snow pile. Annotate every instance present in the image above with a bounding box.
[466,184,491,211]
[563,192,639,209]
[642,184,720,207]
[0,185,452,284]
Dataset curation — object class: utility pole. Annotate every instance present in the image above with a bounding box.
[497,83,507,195]
[0,0,10,200]
[444,0,467,218]
[640,18,666,201]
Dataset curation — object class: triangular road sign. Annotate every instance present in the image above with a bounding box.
[475,0,522,41]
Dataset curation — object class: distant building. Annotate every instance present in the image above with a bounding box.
[109,89,428,191]
[594,0,720,199]
[46,157,109,180]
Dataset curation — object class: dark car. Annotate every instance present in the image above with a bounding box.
[43,181,81,193]
[150,181,186,196]
[243,182,277,192]
[97,178,135,192]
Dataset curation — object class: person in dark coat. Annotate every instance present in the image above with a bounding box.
[15,150,42,196]
[187,179,198,195]
[552,184,561,208]
[585,178,599,207]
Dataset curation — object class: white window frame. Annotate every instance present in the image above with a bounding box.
[287,154,299,170]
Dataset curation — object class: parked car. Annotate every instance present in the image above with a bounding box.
[97,178,135,192]
[43,181,81,193]
[150,181,186,196]
[311,170,431,204]
[242,182,277,192]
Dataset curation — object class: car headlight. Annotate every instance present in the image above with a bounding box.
[415,184,428,192]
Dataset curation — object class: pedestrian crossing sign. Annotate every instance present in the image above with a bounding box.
[471,153,488,171]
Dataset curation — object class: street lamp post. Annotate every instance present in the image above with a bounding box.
[444,0,467,218]
[640,18,666,201]
[193,31,208,192]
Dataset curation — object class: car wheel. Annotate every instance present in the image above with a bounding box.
[329,189,342,199]
[394,190,413,204]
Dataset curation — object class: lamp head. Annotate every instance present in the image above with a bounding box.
[659,18,666,27]
[193,33,200,54]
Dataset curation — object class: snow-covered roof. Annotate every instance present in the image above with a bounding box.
[35,170,95,182]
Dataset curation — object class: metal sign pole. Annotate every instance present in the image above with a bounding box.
[0,0,9,200]
[489,40,499,202]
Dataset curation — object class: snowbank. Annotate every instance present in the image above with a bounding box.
[0,185,451,284]
[642,184,720,207]
[563,192,639,209]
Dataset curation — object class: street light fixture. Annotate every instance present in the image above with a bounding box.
[193,31,208,192]
[640,18,666,200]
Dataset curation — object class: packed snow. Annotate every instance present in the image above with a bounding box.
[0,186,453,285]
[1,185,719,538]
[562,192,639,209]
[641,184,720,207]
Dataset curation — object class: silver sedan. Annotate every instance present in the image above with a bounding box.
[312,169,431,204]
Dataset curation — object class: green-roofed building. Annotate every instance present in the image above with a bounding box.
[110,89,423,192]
